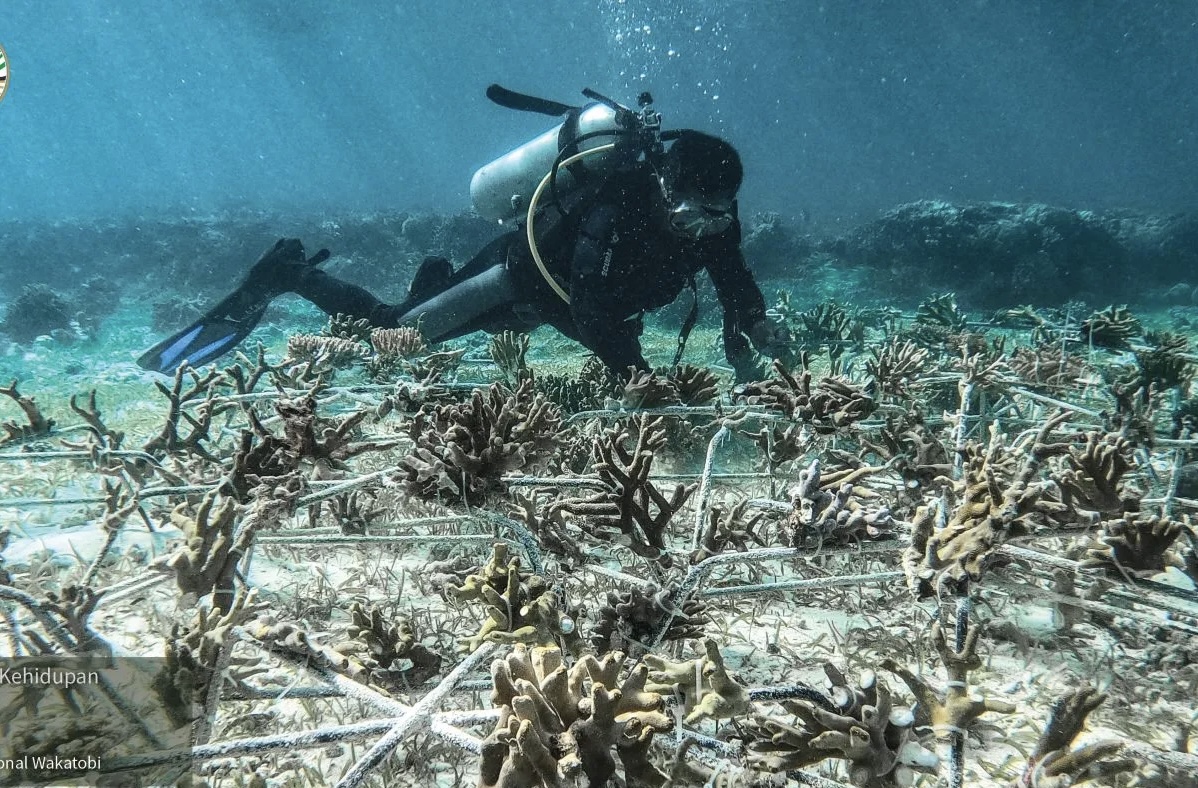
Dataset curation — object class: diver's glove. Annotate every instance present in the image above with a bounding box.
[241,238,332,301]
[747,316,791,358]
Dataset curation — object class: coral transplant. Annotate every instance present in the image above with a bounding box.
[1,204,1197,788]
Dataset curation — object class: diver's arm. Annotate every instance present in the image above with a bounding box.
[569,204,651,377]
[704,231,768,348]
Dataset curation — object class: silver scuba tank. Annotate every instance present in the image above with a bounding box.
[470,103,625,223]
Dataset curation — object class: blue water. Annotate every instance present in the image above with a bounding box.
[1,1,1195,227]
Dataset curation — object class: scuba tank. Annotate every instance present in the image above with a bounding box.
[470,85,663,223]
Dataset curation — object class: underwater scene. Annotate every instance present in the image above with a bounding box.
[1,2,1197,787]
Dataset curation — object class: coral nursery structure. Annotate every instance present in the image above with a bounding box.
[2,277,1198,788]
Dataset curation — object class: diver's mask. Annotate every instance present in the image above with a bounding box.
[663,182,736,239]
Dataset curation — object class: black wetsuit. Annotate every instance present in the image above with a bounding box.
[292,166,767,375]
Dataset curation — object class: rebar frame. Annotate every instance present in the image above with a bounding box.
[3,371,1197,788]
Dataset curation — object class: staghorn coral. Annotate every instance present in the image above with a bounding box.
[324,312,374,342]
[589,583,709,659]
[550,416,695,567]
[479,644,672,788]
[333,602,442,687]
[690,497,769,563]
[246,617,373,685]
[734,362,876,434]
[1124,330,1195,396]
[1052,430,1136,517]
[0,380,55,446]
[1077,512,1190,578]
[448,543,582,654]
[285,333,371,367]
[533,355,623,415]
[643,638,752,724]
[159,475,305,612]
[510,491,586,566]
[915,292,969,332]
[1080,305,1141,349]
[902,412,1080,598]
[1019,686,1133,788]
[490,330,531,387]
[396,379,562,504]
[1009,344,1089,392]
[881,619,1016,743]
[621,369,681,409]
[866,338,934,399]
[743,663,937,787]
[141,364,232,463]
[153,587,264,728]
[269,393,399,479]
[370,325,428,359]
[862,414,952,494]
[669,364,720,406]
[784,459,896,549]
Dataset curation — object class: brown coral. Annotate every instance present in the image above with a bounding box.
[479,644,672,788]
[550,416,695,567]
[395,380,563,503]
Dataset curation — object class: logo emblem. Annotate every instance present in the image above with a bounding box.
[0,43,8,103]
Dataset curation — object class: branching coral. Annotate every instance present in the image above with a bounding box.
[285,333,371,367]
[670,364,721,406]
[881,619,1015,742]
[0,380,55,446]
[490,330,531,388]
[866,338,934,399]
[915,292,969,332]
[1009,345,1089,392]
[550,416,695,566]
[1052,430,1136,517]
[902,412,1079,598]
[246,616,373,685]
[743,663,937,787]
[784,459,896,549]
[153,587,264,729]
[159,475,305,612]
[621,369,681,409]
[370,325,428,359]
[1080,305,1141,349]
[447,543,581,654]
[643,638,752,723]
[734,362,876,434]
[333,602,442,688]
[479,644,672,788]
[589,583,708,659]
[690,497,768,563]
[510,491,586,566]
[396,380,563,503]
[142,364,231,463]
[1078,512,1189,578]
[1019,687,1132,787]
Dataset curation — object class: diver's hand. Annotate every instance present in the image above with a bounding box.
[747,316,790,357]
[242,238,332,299]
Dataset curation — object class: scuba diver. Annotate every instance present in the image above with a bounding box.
[139,86,787,381]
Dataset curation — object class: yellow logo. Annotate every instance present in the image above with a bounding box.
[0,43,8,103]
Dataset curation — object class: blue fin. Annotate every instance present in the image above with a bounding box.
[137,292,268,374]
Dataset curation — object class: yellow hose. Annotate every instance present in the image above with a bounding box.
[526,143,617,304]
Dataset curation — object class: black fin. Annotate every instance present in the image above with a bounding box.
[485,84,576,117]
[408,256,454,300]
